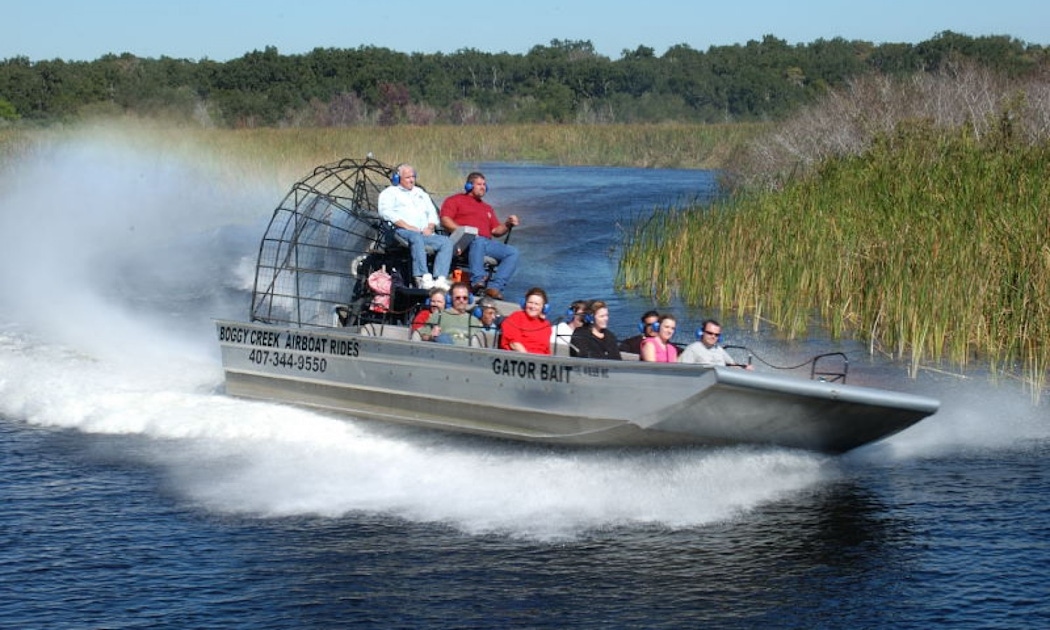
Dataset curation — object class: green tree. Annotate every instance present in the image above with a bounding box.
[0,97,18,120]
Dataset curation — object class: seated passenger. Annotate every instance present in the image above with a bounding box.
[411,288,447,332]
[417,282,483,345]
[378,163,452,290]
[499,287,552,354]
[570,300,622,360]
[640,314,678,363]
[679,318,754,370]
[475,297,502,331]
[439,172,520,300]
[551,299,587,355]
[619,310,661,356]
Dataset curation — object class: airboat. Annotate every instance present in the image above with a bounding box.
[215,156,939,454]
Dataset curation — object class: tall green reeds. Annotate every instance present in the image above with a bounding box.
[620,120,1050,397]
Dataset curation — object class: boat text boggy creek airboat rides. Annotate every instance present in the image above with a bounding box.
[215,156,940,454]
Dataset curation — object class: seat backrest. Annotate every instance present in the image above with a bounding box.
[358,323,413,341]
[470,329,499,348]
[550,335,573,356]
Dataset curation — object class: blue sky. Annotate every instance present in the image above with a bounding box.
[3,0,1047,62]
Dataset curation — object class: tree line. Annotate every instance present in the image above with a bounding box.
[1,31,1046,127]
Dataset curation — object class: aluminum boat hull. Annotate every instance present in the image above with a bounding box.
[217,320,939,454]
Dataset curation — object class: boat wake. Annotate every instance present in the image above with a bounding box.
[2,321,833,541]
[1,131,1046,541]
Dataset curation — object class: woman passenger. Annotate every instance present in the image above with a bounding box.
[411,288,447,333]
[640,314,678,363]
[499,287,553,354]
[570,300,622,360]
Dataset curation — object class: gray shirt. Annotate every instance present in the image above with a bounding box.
[678,341,737,366]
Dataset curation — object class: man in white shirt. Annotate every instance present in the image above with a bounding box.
[679,319,753,369]
[550,300,587,355]
[378,163,452,290]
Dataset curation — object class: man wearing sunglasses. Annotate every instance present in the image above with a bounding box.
[417,282,483,345]
[679,319,753,369]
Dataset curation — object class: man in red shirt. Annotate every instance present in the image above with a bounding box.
[440,172,520,300]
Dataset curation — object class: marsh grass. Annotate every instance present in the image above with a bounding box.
[620,121,1050,397]
[1,119,762,197]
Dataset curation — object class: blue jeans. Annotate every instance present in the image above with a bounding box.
[395,228,453,279]
[468,237,519,291]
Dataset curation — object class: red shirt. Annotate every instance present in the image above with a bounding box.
[411,308,432,331]
[440,193,501,238]
[499,310,552,355]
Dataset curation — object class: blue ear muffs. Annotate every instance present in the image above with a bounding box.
[391,171,400,186]
[695,327,724,344]
[520,298,550,316]
[582,312,595,325]
[464,179,489,193]
[650,321,661,333]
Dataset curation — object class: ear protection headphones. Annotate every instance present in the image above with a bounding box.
[582,311,595,325]
[391,164,409,186]
[472,303,495,319]
[696,325,724,344]
[639,321,660,333]
[464,179,490,193]
[424,291,448,308]
[520,298,551,316]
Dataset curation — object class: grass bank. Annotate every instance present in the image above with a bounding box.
[620,121,1050,395]
[0,119,763,195]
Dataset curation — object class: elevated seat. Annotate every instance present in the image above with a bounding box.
[376,220,498,284]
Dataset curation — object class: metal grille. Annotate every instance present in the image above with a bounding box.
[250,156,394,328]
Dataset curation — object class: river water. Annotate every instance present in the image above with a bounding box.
[1,136,1048,628]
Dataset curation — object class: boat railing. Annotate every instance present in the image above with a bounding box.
[811,351,849,383]
[724,345,850,384]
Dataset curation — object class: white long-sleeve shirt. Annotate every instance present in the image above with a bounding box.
[378,185,439,230]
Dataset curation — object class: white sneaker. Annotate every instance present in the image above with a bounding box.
[433,276,451,291]
[420,273,435,289]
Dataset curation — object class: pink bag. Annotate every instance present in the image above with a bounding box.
[368,265,393,313]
